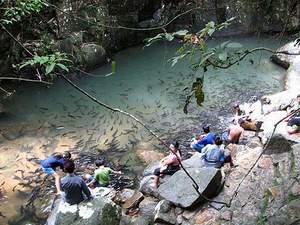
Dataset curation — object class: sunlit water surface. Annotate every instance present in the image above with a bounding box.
[0,36,286,224]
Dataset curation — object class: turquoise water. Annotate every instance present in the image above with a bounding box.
[0,36,286,223]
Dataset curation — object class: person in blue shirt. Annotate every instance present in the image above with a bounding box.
[190,125,216,153]
[202,136,233,168]
[40,151,71,194]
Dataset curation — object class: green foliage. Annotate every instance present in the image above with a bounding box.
[19,52,72,77]
[0,0,45,25]
[183,78,204,114]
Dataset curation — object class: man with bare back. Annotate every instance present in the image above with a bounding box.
[222,119,245,144]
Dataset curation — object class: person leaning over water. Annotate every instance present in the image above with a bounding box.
[61,160,91,205]
[152,142,181,189]
[202,136,233,168]
[40,151,71,194]
[87,159,121,188]
[190,125,216,152]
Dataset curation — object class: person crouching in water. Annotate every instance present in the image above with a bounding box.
[153,142,181,189]
[61,160,91,205]
[87,159,121,188]
[202,136,233,168]
[40,151,71,194]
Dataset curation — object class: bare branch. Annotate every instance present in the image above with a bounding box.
[0,77,52,85]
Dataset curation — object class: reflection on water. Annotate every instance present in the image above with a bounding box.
[0,36,285,223]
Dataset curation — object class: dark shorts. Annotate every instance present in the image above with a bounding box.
[288,117,300,127]
[153,165,180,176]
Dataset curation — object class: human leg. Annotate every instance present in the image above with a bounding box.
[52,172,62,194]
[153,168,161,188]
[287,117,300,134]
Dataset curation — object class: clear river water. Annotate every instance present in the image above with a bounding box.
[0,36,286,224]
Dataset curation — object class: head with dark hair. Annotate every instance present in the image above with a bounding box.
[202,125,210,134]
[214,136,222,146]
[95,159,105,167]
[63,151,71,160]
[64,160,75,173]
[297,94,300,103]
[169,141,181,157]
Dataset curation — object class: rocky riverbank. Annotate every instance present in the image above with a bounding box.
[40,40,300,225]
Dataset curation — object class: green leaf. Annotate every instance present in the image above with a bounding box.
[227,42,243,48]
[45,63,55,75]
[218,52,228,61]
[200,52,215,66]
[165,33,174,41]
[56,63,69,72]
[207,28,215,36]
[173,30,189,37]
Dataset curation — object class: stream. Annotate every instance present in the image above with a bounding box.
[0,36,286,224]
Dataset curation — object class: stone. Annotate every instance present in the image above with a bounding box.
[194,209,215,224]
[220,210,232,221]
[123,190,144,209]
[258,156,273,169]
[142,162,160,177]
[181,153,204,169]
[176,214,183,224]
[118,188,135,203]
[120,214,152,225]
[154,200,176,225]
[136,149,164,165]
[46,196,121,225]
[271,40,300,69]
[268,186,280,198]
[139,197,158,216]
[182,209,197,220]
[139,175,158,197]
[81,43,106,70]
[291,183,300,196]
[158,168,222,208]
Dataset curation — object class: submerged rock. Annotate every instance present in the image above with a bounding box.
[157,167,222,208]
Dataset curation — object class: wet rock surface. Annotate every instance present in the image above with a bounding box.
[158,168,222,208]
[47,188,121,225]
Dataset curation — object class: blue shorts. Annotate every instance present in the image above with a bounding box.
[42,167,55,175]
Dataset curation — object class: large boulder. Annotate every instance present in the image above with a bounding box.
[270,40,300,69]
[181,153,204,169]
[46,195,121,225]
[157,167,222,208]
[80,43,107,70]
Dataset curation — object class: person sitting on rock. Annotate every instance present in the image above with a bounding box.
[190,125,216,152]
[286,94,300,134]
[40,151,71,194]
[153,142,181,188]
[222,119,245,145]
[61,160,91,205]
[87,159,121,188]
[202,136,233,168]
